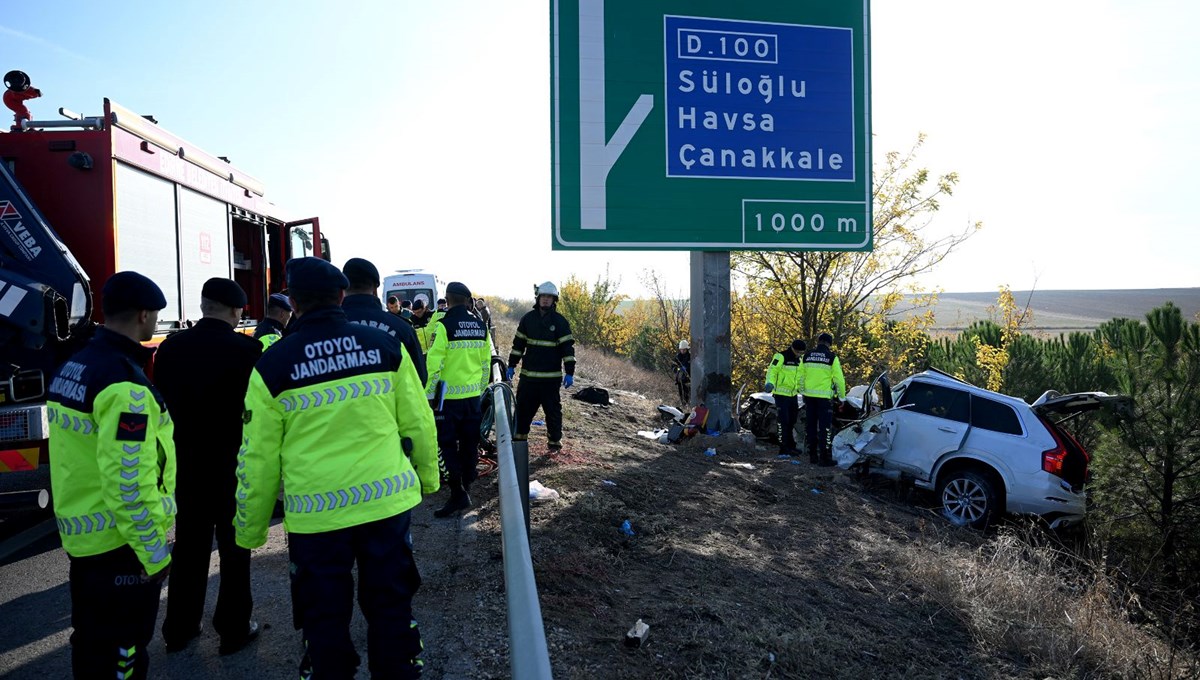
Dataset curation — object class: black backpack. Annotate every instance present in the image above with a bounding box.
[571,386,611,405]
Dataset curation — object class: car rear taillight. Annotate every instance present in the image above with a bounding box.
[1043,444,1066,477]
[1038,414,1090,484]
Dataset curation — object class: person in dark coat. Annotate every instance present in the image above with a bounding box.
[341,258,428,386]
[253,293,292,348]
[154,278,262,655]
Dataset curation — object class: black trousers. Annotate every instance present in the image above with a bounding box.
[776,394,799,452]
[288,512,424,680]
[162,494,252,644]
[514,378,563,443]
[436,397,482,489]
[676,374,690,404]
[805,396,834,461]
[68,547,163,680]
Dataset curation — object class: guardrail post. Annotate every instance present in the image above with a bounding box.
[513,438,531,538]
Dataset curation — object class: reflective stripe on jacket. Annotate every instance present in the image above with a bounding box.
[508,305,575,380]
[234,306,438,548]
[425,305,492,400]
[765,348,805,397]
[48,327,177,576]
[801,344,846,400]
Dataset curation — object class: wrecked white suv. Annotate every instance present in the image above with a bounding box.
[833,369,1132,530]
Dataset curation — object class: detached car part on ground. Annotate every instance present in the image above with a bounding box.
[831,369,1133,530]
[737,382,874,446]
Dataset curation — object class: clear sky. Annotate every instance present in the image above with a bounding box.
[3,1,1196,300]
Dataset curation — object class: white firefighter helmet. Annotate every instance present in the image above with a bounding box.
[535,281,559,299]
[678,339,689,350]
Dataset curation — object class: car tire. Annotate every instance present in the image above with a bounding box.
[937,468,999,530]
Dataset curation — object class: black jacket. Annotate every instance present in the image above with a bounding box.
[253,317,286,340]
[508,305,575,380]
[153,318,262,502]
[342,294,427,386]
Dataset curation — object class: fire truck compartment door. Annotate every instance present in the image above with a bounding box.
[115,163,181,323]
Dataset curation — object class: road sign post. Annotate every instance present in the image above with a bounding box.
[553,0,871,429]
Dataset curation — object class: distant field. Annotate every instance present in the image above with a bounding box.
[620,289,1200,337]
[898,288,1200,336]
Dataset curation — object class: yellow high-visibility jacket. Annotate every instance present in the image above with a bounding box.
[425,305,491,400]
[234,306,437,548]
[48,328,177,576]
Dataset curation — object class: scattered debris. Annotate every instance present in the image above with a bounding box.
[532,420,545,426]
[602,480,617,487]
[625,619,651,648]
[656,404,685,423]
[619,519,635,537]
[636,429,668,441]
[719,462,755,470]
[529,480,560,502]
[704,448,717,457]
[811,488,823,494]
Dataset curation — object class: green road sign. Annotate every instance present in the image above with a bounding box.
[552,0,872,251]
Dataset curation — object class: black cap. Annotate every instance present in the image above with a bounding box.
[102,271,167,315]
[401,299,412,309]
[818,332,833,345]
[791,339,806,352]
[437,298,447,305]
[342,257,380,288]
[201,278,247,308]
[268,293,293,311]
[286,257,349,295]
[445,281,471,298]
[412,298,426,310]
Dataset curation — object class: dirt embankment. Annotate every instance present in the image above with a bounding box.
[426,379,1002,679]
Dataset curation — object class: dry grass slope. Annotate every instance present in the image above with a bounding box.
[482,315,1198,678]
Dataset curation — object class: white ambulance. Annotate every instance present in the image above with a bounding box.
[381,269,442,310]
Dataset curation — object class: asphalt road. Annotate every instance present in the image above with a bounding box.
[0,491,489,679]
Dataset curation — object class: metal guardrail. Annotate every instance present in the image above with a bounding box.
[487,381,553,680]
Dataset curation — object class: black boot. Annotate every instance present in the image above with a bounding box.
[434,484,472,518]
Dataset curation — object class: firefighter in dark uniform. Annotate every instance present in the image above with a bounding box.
[764,339,806,457]
[253,292,292,349]
[154,278,262,655]
[424,281,491,517]
[801,332,847,466]
[234,258,438,680]
[507,281,576,450]
[341,257,428,386]
[48,271,176,680]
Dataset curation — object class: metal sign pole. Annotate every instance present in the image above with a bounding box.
[690,250,734,432]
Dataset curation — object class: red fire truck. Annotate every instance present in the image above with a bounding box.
[0,95,328,475]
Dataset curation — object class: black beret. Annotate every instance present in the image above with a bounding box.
[445,281,471,298]
[102,271,167,315]
[818,332,834,344]
[268,293,293,311]
[201,277,247,308]
[400,299,412,309]
[342,257,380,288]
[286,257,349,295]
[412,298,426,310]
[791,339,806,351]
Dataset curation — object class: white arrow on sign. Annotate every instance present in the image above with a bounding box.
[577,0,654,230]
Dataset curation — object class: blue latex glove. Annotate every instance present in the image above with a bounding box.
[563,375,574,388]
[506,367,515,381]
[764,382,775,393]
